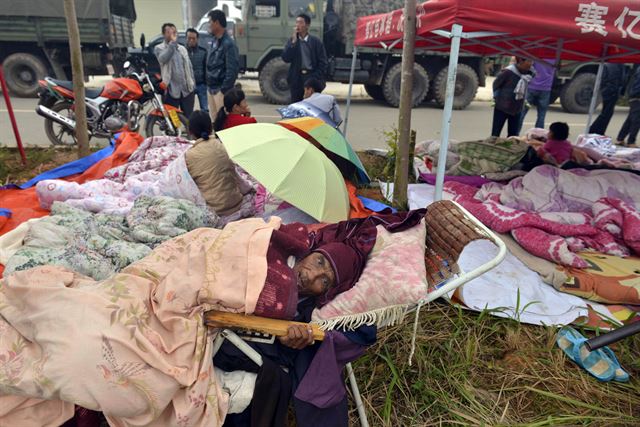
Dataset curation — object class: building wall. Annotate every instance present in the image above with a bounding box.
[133,0,185,44]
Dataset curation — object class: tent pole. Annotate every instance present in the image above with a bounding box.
[343,46,358,135]
[585,61,604,135]
[434,24,463,201]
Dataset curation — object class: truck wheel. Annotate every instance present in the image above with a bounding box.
[433,64,479,110]
[382,63,429,108]
[3,53,48,98]
[560,73,601,114]
[364,84,384,101]
[259,57,291,105]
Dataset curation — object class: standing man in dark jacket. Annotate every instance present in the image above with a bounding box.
[186,28,208,113]
[589,63,627,136]
[282,13,328,103]
[491,57,534,137]
[206,10,239,119]
[616,65,640,146]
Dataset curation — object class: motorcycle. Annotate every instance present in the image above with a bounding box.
[36,57,189,146]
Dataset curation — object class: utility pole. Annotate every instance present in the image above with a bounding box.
[393,0,417,209]
[63,0,90,158]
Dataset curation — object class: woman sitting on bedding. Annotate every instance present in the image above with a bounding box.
[185,111,255,219]
[213,88,257,132]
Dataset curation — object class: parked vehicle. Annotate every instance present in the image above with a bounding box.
[236,0,486,109]
[0,0,136,97]
[196,0,243,32]
[36,56,188,146]
[552,62,633,114]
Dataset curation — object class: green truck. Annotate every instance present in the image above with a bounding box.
[235,0,486,109]
[0,0,136,97]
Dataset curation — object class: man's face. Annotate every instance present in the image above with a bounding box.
[163,25,176,42]
[518,59,534,72]
[186,32,198,48]
[293,253,336,297]
[295,17,309,36]
[209,19,220,35]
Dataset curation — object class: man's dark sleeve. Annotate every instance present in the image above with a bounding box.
[222,42,240,93]
[282,40,296,63]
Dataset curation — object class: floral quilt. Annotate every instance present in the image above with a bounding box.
[0,217,280,427]
[4,196,218,280]
[445,166,640,268]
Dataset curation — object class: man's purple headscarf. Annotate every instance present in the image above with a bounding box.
[309,209,426,307]
[313,242,361,307]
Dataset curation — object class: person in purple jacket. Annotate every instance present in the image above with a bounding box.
[519,59,556,133]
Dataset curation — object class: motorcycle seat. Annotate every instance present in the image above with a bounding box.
[49,79,104,99]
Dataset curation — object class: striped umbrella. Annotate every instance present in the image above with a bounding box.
[278,117,370,185]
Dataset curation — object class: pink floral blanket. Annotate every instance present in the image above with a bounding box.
[0,218,280,427]
[36,136,195,215]
[445,167,640,268]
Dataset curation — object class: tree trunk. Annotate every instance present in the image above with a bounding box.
[63,0,90,158]
[392,0,417,210]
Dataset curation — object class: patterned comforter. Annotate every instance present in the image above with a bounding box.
[4,196,218,280]
[446,166,640,268]
[0,218,279,427]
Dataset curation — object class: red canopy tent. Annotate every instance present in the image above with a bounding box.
[355,0,640,62]
[342,0,640,200]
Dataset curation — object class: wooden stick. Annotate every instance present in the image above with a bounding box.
[204,310,325,341]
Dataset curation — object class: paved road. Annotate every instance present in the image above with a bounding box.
[0,93,630,151]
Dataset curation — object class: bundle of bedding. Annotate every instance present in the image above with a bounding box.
[35,136,255,223]
[35,136,197,215]
[3,196,217,280]
[0,218,280,427]
[445,165,640,268]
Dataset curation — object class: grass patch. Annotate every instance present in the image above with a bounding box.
[0,146,100,185]
[351,152,640,426]
[349,302,640,426]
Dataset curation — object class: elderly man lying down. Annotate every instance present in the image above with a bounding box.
[0,210,423,426]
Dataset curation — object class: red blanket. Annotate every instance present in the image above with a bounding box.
[445,181,640,268]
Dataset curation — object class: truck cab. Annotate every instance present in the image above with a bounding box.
[236,0,485,109]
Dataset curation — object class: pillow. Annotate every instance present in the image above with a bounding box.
[311,219,428,330]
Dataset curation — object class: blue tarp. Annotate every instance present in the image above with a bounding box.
[357,196,396,214]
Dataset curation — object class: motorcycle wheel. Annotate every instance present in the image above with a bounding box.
[44,101,86,146]
[145,112,189,138]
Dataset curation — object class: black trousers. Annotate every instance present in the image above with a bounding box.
[492,108,520,137]
[589,95,618,135]
[617,100,640,145]
[288,76,306,103]
[164,90,195,119]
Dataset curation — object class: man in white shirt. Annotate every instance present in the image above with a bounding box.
[303,78,342,126]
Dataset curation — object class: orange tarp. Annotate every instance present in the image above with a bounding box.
[0,132,143,236]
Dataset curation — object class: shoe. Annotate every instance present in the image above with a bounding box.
[556,327,630,383]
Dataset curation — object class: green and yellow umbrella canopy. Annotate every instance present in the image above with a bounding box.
[217,123,350,223]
